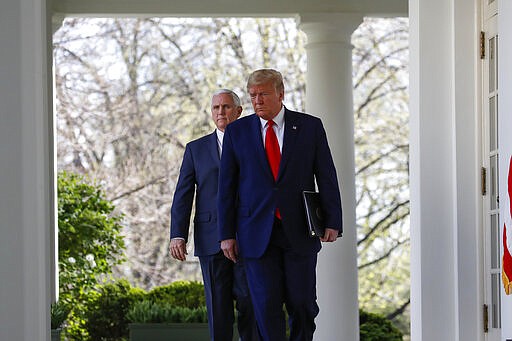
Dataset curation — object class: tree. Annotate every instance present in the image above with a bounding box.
[54,17,307,289]
[54,16,410,335]
[58,171,125,300]
[352,17,410,332]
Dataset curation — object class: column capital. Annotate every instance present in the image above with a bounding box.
[297,13,363,45]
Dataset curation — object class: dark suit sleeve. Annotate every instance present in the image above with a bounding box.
[217,126,238,241]
[314,119,343,233]
[170,144,196,240]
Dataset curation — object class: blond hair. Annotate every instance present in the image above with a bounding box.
[246,69,284,93]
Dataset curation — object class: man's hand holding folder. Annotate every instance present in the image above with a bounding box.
[302,191,343,241]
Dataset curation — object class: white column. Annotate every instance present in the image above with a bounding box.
[0,0,53,340]
[298,13,363,341]
[409,0,481,339]
[51,13,65,302]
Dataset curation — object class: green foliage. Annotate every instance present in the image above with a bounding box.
[146,280,205,308]
[69,280,205,340]
[126,300,207,323]
[59,276,401,340]
[51,300,71,329]
[83,280,145,340]
[359,310,403,341]
[58,171,125,301]
[64,290,101,340]
[57,171,126,339]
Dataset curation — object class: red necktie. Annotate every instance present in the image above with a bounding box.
[265,120,281,219]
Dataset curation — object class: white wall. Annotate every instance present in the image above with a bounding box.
[0,0,53,340]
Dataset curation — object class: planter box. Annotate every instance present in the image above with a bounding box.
[129,323,210,341]
[51,329,61,341]
[129,323,241,341]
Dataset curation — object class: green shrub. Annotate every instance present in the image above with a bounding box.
[67,278,402,341]
[83,280,145,340]
[146,281,206,308]
[126,300,207,323]
[63,290,100,340]
[65,280,208,340]
[58,171,125,302]
[57,171,126,339]
[359,309,403,341]
[51,300,71,330]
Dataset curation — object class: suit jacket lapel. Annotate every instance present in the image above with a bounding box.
[250,114,275,180]
[207,131,220,167]
[278,108,300,180]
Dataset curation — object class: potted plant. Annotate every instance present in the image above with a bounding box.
[50,301,70,341]
[127,300,210,341]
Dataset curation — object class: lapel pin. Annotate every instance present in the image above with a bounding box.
[292,125,297,130]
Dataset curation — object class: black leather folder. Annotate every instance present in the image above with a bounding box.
[302,191,342,238]
[302,191,326,237]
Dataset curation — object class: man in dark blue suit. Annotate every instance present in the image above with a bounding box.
[218,69,343,341]
[170,89,258,341]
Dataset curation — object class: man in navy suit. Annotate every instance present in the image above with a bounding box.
[218,69,343,341]
[170,89,258,340]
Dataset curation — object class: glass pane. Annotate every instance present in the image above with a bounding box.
[491,273,501,328]
[490,155,497,209]
[490,96,496,151]
[496,36,499,90]
[497,156,499,209]
[496,94,499,153]
[489,37,495,92]
[491,214,500,269]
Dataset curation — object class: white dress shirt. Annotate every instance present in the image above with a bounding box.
[259,106,285,152]
[216,128,224,156]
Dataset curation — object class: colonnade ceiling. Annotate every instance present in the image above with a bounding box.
[52,0,407,17]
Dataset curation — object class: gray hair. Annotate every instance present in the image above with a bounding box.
[246,69,284,93]
[212,89,241,107]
